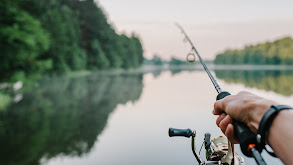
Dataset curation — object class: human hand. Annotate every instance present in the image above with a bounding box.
[213,91,276,144]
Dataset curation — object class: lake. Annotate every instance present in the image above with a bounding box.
[1,66,292,165]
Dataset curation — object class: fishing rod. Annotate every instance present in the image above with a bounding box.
[175,23,266,165]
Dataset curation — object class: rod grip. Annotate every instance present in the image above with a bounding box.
[216,91,231,100]
[216,92,259,157]
[233,120,259,157]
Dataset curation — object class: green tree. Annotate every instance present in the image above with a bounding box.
[88,40,110,70]
[40,4,85,72]
[0,1,50,81]
[0,0,145,81]
[214,37,293,65]
[169,57,188,65]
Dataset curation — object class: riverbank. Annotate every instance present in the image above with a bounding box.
[142,64,293,72]
[2,64,293,111]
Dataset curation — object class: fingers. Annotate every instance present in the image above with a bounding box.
[213,91,256,144]
[216,115,239,144]
[216,113,226,126]
[213,95,233,115]
[213,100,224,115]
[225,123,234,139]
[219,115,233,133]
[225,123,239,144]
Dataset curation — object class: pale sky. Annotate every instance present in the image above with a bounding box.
[97,0,293,60]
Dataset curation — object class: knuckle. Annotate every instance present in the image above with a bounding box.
[216,118,220,126]
[219,120,225,128]
[214,101,218,109]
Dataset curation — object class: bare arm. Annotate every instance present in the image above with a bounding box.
[213,91,293,164]
[268,110,293,164]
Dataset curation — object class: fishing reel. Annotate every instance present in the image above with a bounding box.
[169,128,244,165]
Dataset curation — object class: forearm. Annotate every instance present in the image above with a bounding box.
[268,110,293,164]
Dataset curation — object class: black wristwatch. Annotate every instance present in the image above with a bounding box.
[256,105,293,157]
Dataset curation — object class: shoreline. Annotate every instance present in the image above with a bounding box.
[142,64,293,71]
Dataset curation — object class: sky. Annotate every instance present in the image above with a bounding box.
[97,0,293,60]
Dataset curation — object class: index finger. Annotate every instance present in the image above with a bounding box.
[213,99,225,115]
[213,94,234,115]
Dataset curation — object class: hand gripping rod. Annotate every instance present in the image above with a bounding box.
[176,23,266,165]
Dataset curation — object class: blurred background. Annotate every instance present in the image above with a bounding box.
[0,0,293,165]
[99,0,293,60]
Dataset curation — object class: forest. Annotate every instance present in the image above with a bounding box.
[0,0,144,82]
[143,56,193,65]
[214,37,293,65]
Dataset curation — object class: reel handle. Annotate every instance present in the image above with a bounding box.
[169,128,193,138]
[216,91,260,157]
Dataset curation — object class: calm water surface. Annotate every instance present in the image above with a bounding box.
[1,69,292,165]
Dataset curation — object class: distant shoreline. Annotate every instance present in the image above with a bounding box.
[19,64,293,81]
[142,64,293,71]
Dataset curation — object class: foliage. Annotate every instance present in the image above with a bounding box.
[0,0,144,81]
[88,40,110,70]
[143,55,167,65]
[0,1,50,80]
[214,37,293,65]
[0,92,12,111]
[119,34,144,69]
[168,57,190,65]
[144,56,211,66]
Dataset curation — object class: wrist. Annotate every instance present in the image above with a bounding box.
[256,105,293,157]
[247,99,276,133]
[267,110,291,145]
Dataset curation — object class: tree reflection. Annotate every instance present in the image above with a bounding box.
[215,70,293,96]
[0,73,143,165]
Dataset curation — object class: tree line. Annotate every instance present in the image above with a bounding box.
[143,56,191,65]
[0,0,143,81]
[143,56,212,65]
[214,37,293,65]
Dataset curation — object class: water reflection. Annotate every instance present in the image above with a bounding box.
[150,67,293,97]
[214,70,293,96]
[0,68,290,165]
[0,73,143,165]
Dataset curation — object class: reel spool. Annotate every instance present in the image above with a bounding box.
[206,136,229,161]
